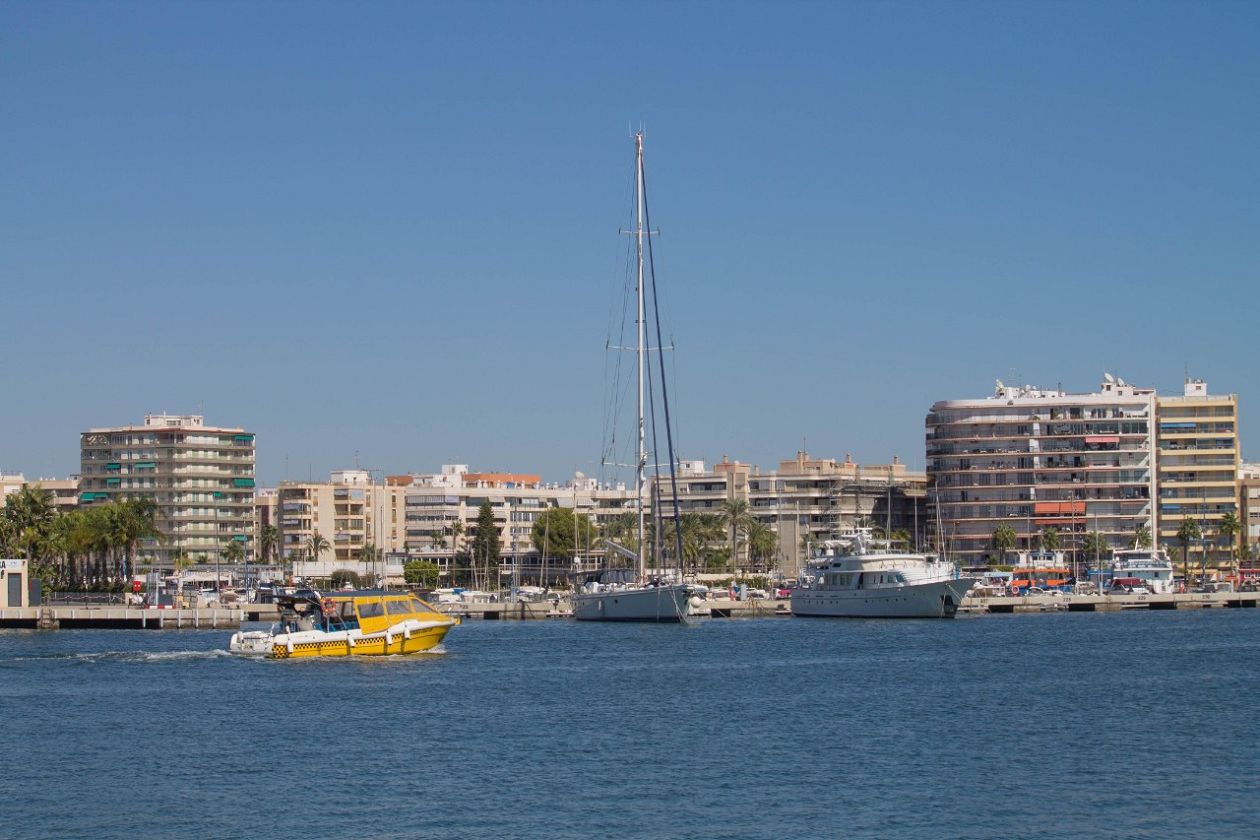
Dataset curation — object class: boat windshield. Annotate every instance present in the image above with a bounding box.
[386,599,414,616]
[356,599,385,619]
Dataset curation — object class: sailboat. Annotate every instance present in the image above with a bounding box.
[571,131,693,623]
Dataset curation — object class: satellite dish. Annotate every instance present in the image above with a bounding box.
[1103,372,1115,383]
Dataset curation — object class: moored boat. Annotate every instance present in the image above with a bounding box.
[229,590,458,658]
[791,531,973,618]
[572,130,693,623]
[1110,548,1176,593]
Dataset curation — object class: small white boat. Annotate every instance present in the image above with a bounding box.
[791,530,974,618]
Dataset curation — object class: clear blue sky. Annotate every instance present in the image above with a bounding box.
[3,1,1257,485]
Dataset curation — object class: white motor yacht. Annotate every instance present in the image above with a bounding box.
[1110,548,1176,593]
[791,531,973,618]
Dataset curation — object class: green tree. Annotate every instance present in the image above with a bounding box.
[1041,527,1061,553]
[307,532,330,568]
[1217,511,1242,577]
[1176,518,1201,585]
[330,569,362,589]
[720,498,753,573]
[1081,531,1109,569]
[1133,523,1152,549]
[222,538,245,592]
[469,502,501,589]
[746,519,779,573]
[222,537,245,565]
[991,523,1018,567]
[404,560,441,588]
[531,507,596,562]
[257,524,278,565]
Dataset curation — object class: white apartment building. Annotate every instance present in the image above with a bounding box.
[80,415,255,566]
[927,377,1157,568]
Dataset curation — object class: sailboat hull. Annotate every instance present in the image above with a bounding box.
[572,584,692,622]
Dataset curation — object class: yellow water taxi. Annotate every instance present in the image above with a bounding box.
[229,590,459,659]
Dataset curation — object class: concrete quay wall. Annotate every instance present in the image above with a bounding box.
[962,591,1260,614]
[0,606,243,629]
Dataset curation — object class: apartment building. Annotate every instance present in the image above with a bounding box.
[664,452,927,577]
[1240,463,1260,578]
[1154,379,1241,563]
[275,469,406,564]
[397,465,638,582]
[926,377,1157,568]
[79,414,255,566]
[2,474,79,513]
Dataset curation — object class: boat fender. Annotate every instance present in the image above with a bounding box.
[347,635,355,648]
[286,639,294,654]
[385,630,392,646]
[403,625,412,640]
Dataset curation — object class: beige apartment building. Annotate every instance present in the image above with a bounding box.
[79,414,255,567]
[664,452,927,578]
[2,474,79,513]
[270,465,638,585]
[1154,379,1241,566]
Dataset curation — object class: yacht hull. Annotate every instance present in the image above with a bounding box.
[791,578,973,619]
[572,584,692,622]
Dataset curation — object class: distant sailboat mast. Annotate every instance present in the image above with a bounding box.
[635,130,648,583]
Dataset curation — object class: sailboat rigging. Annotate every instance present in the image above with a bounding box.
[572,131,693,622]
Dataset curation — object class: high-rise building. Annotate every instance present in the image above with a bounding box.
[79,414,255,566]
[1155,379,1241,571]
[926,377,1157,568]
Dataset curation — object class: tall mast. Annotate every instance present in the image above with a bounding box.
[635,131,647,581]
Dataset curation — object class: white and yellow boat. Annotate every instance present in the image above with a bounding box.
[229,590,459,659]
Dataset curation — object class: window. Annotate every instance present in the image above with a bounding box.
[357,600,384,619]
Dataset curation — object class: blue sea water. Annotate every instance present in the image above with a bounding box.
[2,610,1259,839]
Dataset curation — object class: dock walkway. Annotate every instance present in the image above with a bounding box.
[961,591,1260,614]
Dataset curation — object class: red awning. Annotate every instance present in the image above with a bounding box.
[1085,435,1121,444]
[1033,501,1086,515]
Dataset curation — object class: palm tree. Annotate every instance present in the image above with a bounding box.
[720,499,753,574]
[258,524,278,566]
[117,497,159,583]
[991,523,1017,566]
[745,520,779,573]
[1133,523,1152,549]
[307,531,330,575]
[1082,531,1108,583]
[1217,511,1241,581]
[1176,518,1201,586]
[1041,527,1061,553]
[222,538,245,592]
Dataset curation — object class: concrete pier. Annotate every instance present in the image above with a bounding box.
[0,606,243,629]
[961,590,1260,614]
